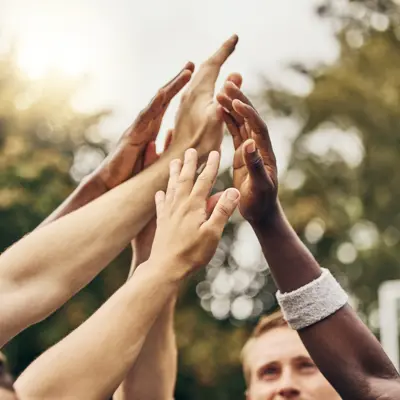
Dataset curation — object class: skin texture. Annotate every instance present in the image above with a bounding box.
[0,64,193,348]
[113,37,243,400]
[245,326,340,400]
[114,133,178,400]
[15,149,240,400]
[217,78,400,400]
[0,34,239,349]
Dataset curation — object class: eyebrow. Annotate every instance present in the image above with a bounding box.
[292,355,314,363]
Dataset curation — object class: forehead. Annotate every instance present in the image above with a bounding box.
[247,327,310,370]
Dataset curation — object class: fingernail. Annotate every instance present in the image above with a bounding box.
[209,151,220,161]
[230,34,239,43]
[246,141,256,154]
[185,148,196,157]
[226,189,239,201]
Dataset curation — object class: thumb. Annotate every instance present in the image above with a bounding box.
[205,188,240,235]
[242,139,270,184]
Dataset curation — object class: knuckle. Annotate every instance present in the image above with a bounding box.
[202,224,219,240]
[249,155,264,170]
[197,174,213,184]
[177,176,190,184]
[217,203,231,218]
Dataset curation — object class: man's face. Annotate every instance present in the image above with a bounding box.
[245,326,341,400]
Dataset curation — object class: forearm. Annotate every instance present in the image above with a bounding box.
[253,203,400,399]
[115,297,177,400]
[115,245,178,400]
[0,147,184,347]
[15,261,180,400]
[38,174,107,229]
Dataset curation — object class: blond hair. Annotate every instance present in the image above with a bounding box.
[241,311,288,385]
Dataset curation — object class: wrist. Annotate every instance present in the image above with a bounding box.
[79,173,108,198]
[144,255,190,283]
[250,201,287,234]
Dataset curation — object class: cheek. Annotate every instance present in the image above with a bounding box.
[300,372,340,399]
[248,381,275,400]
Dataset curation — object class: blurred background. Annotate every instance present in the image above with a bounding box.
[1,0,400,398]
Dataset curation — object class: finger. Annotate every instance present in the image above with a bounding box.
[207,34,239,71]
[143,141,159,167]
[225,72,242,89]
[206,192,223,217]
[242,139,271,186]
[175,148,198,198]
[163,68,193,104]
[191,151,220,199]
[224,81,255,108]
[135,66,193,129]
[203,188,240,235]
[217,105,242,150]
[216,92,244,124]
[232,99,275,159]
[165,159,183,206]
[162,62,195,90]
[164,129,174,152]
[155,190,166,217]
[191,35,239,95]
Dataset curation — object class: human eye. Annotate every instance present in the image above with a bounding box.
[258,363,281,381]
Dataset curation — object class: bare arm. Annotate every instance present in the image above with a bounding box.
[114,218,178,400]
[113,139,177,400]
[0,146,180,348]
[15,149,240,400]
[0,34,238,348]
[218,81,400,400]
[0,65,194,348]
[115,62,244,400]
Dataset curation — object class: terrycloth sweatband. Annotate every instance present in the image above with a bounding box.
[276,268,348,330]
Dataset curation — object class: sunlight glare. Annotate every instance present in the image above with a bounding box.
[17,29,89,80]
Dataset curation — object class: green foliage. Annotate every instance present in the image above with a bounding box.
[3,1,400,396]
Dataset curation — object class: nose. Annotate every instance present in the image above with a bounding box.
[276,369,301,399]
[277,387,300,398]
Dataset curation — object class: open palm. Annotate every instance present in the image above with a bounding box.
[217,81,278,225]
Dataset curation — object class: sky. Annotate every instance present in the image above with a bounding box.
[0,0,339,170]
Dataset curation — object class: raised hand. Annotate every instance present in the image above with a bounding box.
[172,35,239,162]
[149,149,240,277]
[216,80,278,226]
[94,63,194,190]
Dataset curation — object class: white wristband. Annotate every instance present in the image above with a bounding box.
[276,268,348,330]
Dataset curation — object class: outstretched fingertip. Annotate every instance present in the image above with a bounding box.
[184,61,195,73]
